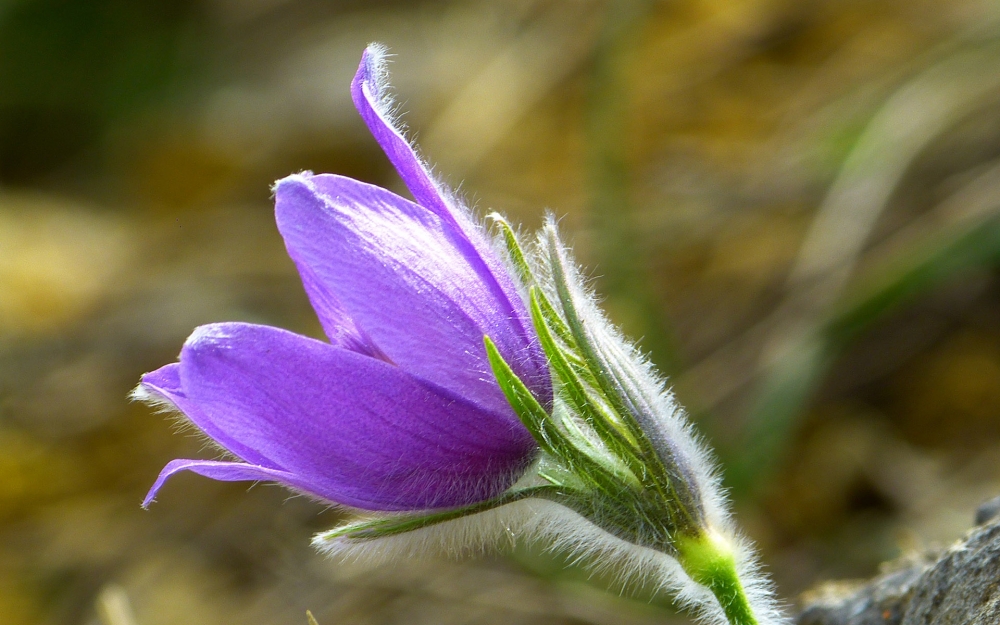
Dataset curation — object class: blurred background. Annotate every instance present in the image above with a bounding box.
[3,0,1000,623]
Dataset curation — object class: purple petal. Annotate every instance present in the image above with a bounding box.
[275,173,547,415]
[291,261,388,360]
[350,46,550,404]
[142,322,536,511]
[350,45,463,232]
[143,459,310,508]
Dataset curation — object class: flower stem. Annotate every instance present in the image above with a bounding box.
[676,530,758,625]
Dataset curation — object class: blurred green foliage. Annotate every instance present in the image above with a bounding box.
[0,0,208,182]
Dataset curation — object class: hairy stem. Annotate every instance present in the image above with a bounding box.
[676,530,758,625]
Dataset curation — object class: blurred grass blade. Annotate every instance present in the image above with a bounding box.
[733,215,1000,492]
[828,217,1000,344]
[729,38,1000,493]
[585,0,680,376]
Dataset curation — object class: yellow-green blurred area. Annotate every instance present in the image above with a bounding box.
[4,0,1000,623]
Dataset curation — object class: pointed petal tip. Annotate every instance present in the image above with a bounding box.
[356,43,390,93]
[139,362,180,388]
[132,363,183,412]
[352,44,399,130]
[141,458,216,510]
[273,176,324,237]
[346,45,545,388]
[142,458,320,510]
[141,460,180,509]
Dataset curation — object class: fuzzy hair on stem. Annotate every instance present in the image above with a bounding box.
[528,218,785,623]
[315,497,785,625]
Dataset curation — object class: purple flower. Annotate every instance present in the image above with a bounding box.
[138,45,551,512]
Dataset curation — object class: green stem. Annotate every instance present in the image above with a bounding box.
[676,530,758,625]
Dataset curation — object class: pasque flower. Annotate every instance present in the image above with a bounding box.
[137,45,551,512]
[139,45,785,625]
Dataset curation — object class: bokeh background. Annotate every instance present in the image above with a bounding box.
[3,0,1000,623]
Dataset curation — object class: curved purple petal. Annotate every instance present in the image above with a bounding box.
[351,46,550,405]
[143,459,311,508]
[275,173,548,415]
[141,322,536,511]
[351,45,450,225]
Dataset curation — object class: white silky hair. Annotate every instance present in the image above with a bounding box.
[314,498,785,625]
[130,383,240,463]
[526,215,786,623]
[531,214,733,532]
[130,383,169,411]
[360,43,399,126]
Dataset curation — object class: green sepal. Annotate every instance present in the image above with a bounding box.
[541,225,702,532]
[531,282,580,353]
[484,334,565,460]
[528,287,644,482]
[542,226,641,435]
[484,335,628,495]
[490,213,536,287]
[491,213,582,355]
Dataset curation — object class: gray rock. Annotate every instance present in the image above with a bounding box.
[974,496,1000,526]
[796,510,1000,624]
